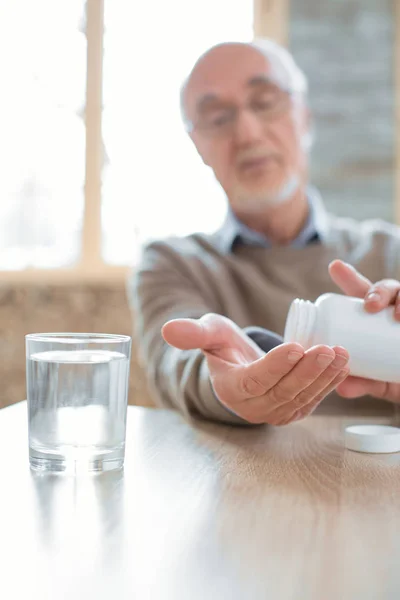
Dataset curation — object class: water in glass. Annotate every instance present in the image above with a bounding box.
[27,348,129,473]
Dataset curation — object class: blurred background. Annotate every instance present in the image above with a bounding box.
[0,0,397,408]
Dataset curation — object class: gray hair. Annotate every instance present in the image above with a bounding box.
[180,38,308,130]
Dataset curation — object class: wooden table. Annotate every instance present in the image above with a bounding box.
[1,398,400,600]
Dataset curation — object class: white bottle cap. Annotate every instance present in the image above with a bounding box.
[345,425,400,454]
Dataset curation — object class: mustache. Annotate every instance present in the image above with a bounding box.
[236,148,279,165]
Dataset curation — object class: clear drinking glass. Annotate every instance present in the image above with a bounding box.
[26,333,131,473]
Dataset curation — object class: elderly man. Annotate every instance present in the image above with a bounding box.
[131,39,400,426]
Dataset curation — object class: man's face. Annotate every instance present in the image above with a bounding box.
[184,44,309,214]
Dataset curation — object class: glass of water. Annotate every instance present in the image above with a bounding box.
[26,333,131,473]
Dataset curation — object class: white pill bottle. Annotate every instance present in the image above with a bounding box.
[284,293,400,383]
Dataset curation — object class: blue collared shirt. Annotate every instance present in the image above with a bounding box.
[217,187,329,253]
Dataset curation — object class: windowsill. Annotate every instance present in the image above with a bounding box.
[0,264,132,284]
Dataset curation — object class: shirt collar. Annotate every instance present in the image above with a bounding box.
[214,187,329,254]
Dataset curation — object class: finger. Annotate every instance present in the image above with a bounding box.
[264,345,336,410]
[336,376,388,399]
[329,260,372,298]
[249,366,349,426]
[364,280,400,313]
[283,347,348,414]
[290,346,348,406]
[238,344,336,420]
[269,348,349,423]
[289,368,350,423]
[210,342,305,404]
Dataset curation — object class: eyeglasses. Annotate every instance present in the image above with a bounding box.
[188,85,292,138]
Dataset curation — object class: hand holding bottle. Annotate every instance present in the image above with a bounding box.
[329,260,400,402]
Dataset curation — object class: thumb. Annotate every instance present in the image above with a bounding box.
[162,317,209,350]
[162,313,261,360]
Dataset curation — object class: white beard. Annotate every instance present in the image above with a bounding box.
[232,174,300,214]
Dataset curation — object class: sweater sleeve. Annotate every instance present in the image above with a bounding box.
[128,240,250,425]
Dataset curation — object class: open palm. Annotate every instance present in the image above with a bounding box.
[162,313,348,425]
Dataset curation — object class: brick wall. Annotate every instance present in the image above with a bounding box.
[290,0,395,222]
[0,283,154,409]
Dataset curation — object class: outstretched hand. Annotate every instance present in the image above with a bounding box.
[162,313,349,425]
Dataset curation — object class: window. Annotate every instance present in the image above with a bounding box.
[0,0,86,270]
[0,0,254,274]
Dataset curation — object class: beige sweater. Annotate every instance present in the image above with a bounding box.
[129,212,400,424]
